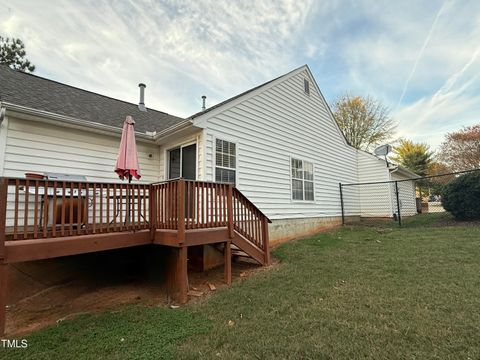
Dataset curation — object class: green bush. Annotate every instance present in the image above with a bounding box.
[442,171,480,220]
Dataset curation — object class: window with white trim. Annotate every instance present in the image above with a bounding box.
[291,158,314,201]
[215,139,236,184]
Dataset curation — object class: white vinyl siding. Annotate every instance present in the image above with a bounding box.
[2,117,162,227]
[356,151,417,218]
[2,117,160,182]
[199,67,358,220]
[390,172,417,217]
[355,151,393,217]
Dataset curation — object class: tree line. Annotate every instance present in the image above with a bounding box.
[331,94,480,177]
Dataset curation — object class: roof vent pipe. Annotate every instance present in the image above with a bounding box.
[138,83,147,112]
[201,95,206,111]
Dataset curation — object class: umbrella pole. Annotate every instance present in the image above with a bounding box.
[127,174,132,225]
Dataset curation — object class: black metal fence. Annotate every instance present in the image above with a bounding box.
[339,169,480,226]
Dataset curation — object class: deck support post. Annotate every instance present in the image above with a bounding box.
[0,262,8,336]
[224,241,232,285]
[167,245,188,304]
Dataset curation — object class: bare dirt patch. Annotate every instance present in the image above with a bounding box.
[6,256,262,337]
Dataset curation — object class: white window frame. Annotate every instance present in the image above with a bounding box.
[213,137,237,185]
[290,156,315,202]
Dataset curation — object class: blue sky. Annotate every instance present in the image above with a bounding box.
[1,0,479,150]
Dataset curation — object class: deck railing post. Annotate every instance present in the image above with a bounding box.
[227,185,234,239]
[149,184,156,240]
[177,179,186,243]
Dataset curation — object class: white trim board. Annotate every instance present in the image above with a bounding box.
[0,116,9,176]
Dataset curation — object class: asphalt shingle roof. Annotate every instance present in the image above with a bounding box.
[0,65,185,133]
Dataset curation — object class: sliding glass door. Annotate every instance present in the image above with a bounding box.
[168,143,196,180]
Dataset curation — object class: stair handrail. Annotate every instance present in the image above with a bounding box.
[232,188,272,224]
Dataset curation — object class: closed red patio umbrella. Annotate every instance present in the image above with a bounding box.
[115,116,141,225]
[115,116,141,182]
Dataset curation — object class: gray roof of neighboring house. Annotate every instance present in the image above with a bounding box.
[391,165,420,179]
[0,65,185,133]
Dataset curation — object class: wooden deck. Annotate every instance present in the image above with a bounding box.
[0,177,271,335]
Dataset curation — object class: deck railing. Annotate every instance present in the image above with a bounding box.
[151,180,231,230]
[233,188,269,251]
[0,177,270,252]
[1,178,150,240]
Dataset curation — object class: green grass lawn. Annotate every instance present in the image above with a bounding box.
[3,214,480,359]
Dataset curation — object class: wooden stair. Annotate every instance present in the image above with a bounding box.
[212,239,266,266]
[232,231,267,265]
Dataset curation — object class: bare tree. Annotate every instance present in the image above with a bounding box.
[331,94,396,151]
[439,124,480,171]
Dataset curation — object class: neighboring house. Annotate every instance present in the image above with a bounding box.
[0,64,416,243]
[355,151,418,218]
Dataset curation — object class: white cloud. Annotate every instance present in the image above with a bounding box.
[1,0,480,151]
[311,1,480,150]
[395,0,452,110]
[0,0,314,116]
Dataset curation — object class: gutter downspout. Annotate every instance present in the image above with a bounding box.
[0,102,5,124]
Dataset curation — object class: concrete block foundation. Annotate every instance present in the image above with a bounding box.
[268,216,342,245]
